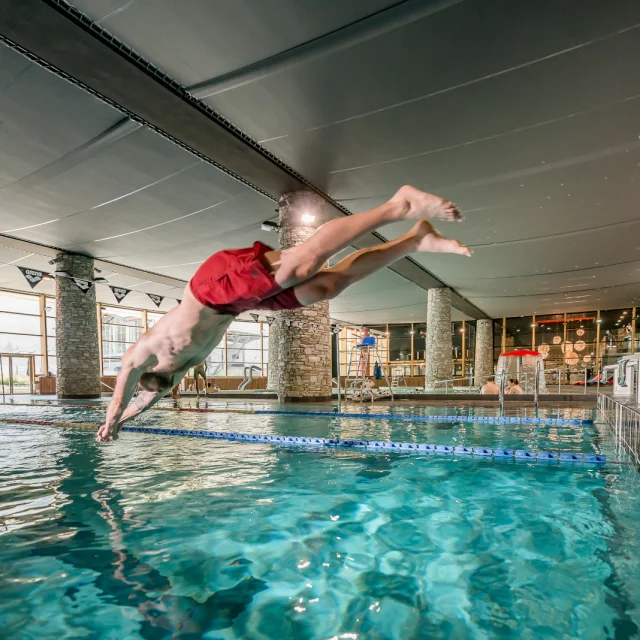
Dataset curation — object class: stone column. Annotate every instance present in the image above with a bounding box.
[267,323,279,390]
[474,319,494,385]
[424,288,453,390]
[54,253,101,399]
[270,191,332,402]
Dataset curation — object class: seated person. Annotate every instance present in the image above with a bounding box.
[506,378,524,394]
[480,375,500,394]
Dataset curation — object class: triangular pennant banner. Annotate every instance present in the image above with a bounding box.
[266,316,276,326]
[72,278,93,293]
[249,313,260,323]
[17,266,47,289]
[147,293,164,308]
[176,299,182,305]
[109,286,130,303]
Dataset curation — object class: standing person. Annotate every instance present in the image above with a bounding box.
[97,185,469,442]
[193,360,208,398]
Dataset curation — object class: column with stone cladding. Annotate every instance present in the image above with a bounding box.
[474,319,494,385]
[424,288,453,390]
[269,191,332,402]
[54,253,101,399]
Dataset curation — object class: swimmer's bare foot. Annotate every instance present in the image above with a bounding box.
[96,423,118,443]
[412,221,472,256]
[390,185,462,222]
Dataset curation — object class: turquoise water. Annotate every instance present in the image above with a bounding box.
[1,403,640,639]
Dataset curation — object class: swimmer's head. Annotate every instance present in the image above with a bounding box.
[140,372,172,393]
[487,376,495,382]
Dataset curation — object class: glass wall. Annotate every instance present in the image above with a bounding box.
[493,319,504,363]
[465,321,476,378]
[534,314,564,370]
[101,307,143,375]
[225,321,264,377]
[0,288,273,381]
[565,312,597,373]
[0,290,47,376]
[599,308,633,365]
[3,286,640,384]
[337,325,389,377]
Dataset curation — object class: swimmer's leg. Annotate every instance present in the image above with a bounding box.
[293,221,470,306]
[266,186,462,289]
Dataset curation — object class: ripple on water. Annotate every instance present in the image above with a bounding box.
[0,406,637,638]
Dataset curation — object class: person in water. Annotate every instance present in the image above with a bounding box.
[97,186,470,442]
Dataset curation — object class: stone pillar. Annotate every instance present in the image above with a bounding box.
[270,191,332,402]
[424,288,453,390]
[54,253,101,399]
[474,319,494,385]
[267,323,279,390]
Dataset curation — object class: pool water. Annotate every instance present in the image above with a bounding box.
[1,403,640,639]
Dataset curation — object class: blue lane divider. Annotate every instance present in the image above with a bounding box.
[119,425,606,464]
[253,410,593,426]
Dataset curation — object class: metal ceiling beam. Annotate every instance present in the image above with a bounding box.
[0,0,487,319]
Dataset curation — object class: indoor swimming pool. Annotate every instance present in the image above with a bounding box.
[1,403,639,639]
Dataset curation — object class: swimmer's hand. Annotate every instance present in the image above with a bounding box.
[96,423,119,443]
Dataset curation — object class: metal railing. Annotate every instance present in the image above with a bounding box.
[432,367,590,395]
[598,392,640,466]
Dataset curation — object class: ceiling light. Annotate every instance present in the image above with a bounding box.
[596,319,602,323]
[261,220,280,233]
[301,213,316,224]
[531,324,536,328]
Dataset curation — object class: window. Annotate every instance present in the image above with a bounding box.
[493,319,504,365]
[535,314,568,370]
[101,307,143,373]
[225,321,264,377]
[599,309,632,365]
[0,291,39,315]
[0,291,46,375]
[389,324,411,362]
[564,312,597,371]
[413,323,426,361]
[505,317,534,350]
[147,312,163,330]
[0,312,40,335]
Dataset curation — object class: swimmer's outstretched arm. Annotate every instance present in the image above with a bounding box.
[96,348,155,442]
[116,389,166,423]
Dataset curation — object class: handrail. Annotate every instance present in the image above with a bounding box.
[433,366,589,395]
[597,391,640,466]
[239,366,261,391]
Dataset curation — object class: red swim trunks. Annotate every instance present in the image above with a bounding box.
[189,241,303,314]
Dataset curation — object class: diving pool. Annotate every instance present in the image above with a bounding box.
[1,403,639,638]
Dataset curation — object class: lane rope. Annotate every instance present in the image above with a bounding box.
[0,402,594,426]
[0,418,607,464]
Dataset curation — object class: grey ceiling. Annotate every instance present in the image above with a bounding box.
[1,0,640,323]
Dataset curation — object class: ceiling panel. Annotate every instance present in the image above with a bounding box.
[2,0,639,321]
[72,0,399,86]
